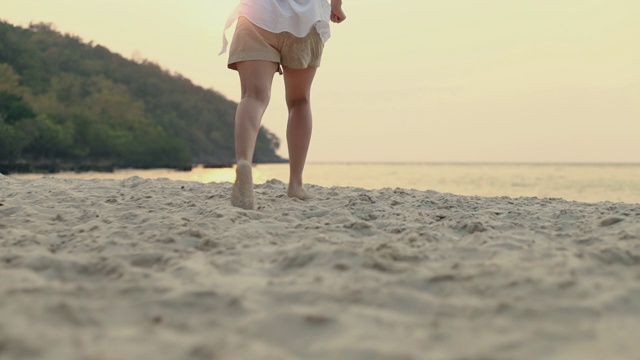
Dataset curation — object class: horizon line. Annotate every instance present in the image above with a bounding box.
[299,161,640,166]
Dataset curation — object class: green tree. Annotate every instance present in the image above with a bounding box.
[0,91,36,124]
[0,121,29,160]
[17,114,74,158]
[0,63,21,92]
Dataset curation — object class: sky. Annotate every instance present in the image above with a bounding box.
[1,0,639,163]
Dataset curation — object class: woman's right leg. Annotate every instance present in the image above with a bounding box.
[231,60,278,210]
[283,66,317,200]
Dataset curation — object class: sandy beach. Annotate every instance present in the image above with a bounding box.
[1,173,639,359]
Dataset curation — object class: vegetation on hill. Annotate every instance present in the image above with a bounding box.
[0,20,283,173]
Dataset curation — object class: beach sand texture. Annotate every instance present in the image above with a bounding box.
[1,174,640,359]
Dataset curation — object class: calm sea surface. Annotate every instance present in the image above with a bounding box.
[10,163,640,204]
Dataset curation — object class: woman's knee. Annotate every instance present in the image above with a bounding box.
[286,95,311,110]
[283,67,316,109]
[242,86,272,106]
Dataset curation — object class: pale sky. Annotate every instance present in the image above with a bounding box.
[2,0,639,163]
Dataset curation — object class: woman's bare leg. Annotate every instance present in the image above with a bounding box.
[234,61,278,162]
[283,66,317,200]
[231,61,278,210]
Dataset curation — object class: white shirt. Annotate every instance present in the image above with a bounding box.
[220,0,332,55]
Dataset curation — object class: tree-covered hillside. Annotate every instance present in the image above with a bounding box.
[0,21,283,173]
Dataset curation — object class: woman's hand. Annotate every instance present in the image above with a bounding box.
[331,0,346,23]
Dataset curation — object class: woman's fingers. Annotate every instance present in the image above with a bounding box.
[331,11,346,23]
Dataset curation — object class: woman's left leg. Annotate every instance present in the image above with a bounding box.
[234,61,278,163]
[231,60,278,210]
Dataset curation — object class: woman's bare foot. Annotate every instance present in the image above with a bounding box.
[287,185,315,201]
[230,160,255,210]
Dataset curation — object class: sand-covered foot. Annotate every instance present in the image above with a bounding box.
[230,160,255,210]
[287,186,315,201]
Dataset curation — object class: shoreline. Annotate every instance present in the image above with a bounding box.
[0,159,292,176]
[4,160,639,174]
[1,175,639,359]
[7,163,640,205]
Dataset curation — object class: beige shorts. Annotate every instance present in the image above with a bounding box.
[228,16,324,73]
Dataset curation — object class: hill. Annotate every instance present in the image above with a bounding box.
[0,20,284,173]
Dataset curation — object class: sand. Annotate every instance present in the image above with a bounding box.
[1,173,640,359]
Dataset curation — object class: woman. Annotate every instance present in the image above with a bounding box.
[220,0,346,210]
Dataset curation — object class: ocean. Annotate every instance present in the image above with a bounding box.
[10,163,640,204]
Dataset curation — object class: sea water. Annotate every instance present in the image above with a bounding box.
[11,163,640,204]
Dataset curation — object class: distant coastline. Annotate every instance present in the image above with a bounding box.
[3,160,637,176]
[0,158,289,175]
[8,162,639,204]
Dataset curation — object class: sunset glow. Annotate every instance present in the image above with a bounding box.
[2,0,638,163]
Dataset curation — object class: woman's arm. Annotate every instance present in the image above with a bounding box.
[331,0,346,23]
